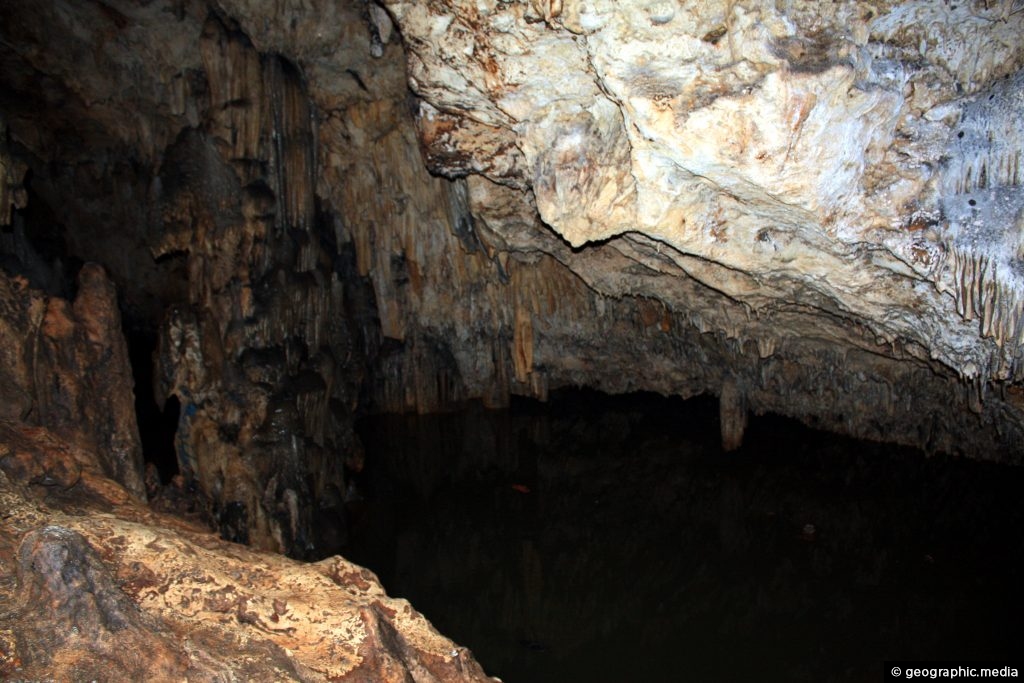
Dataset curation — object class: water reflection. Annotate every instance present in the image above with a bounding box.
[343,390,1024,682]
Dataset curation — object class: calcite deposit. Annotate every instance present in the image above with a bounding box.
[384,0,1024,454]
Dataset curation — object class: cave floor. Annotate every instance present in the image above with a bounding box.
[345,390,1024,683]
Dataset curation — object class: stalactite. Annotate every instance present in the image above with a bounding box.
[953,149,1022,195]
[530,370,549,401]
[199,17,263,166]
[944,243,1024,379]
[690,312,710,334]
[948,70,1024,196]
[483,336,511,409]
[757,336,776,359]
[926,66,1024,387]
[513,303,533,384]
[719,377,747,452]
[263,56,316,237]
[293,370,328,447]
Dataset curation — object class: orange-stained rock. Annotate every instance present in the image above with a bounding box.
[0,268,146,500]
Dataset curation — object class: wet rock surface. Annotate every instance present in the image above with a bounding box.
[0,421,495,682]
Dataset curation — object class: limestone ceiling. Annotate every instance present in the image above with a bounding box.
[1,0,1023,459]
[383,0,1024,385]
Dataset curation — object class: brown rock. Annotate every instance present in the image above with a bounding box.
[12,525,188,680]
[70,263,147,499]
[719,378,748,452]
[0,424,496,682]
[0,268,145,499]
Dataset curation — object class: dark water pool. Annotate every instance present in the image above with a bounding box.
[343,390,1024,682]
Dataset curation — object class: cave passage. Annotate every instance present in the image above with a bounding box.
[127,326,180,484]
[345,389,1024,683]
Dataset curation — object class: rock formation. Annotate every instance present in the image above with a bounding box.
[0,265,493,680]
[0,0,1023,675]
[383,0,1024,456]
[0,414,493,681]
[0,0,1021,551]
[0,263,145,499]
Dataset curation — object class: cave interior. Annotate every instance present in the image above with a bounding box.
[1,0,1023,680]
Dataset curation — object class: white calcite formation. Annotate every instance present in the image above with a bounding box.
[385,0,1024,392]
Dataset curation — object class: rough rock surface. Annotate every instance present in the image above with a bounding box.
[0,265,145,500]
[383,0,1024,455]
[0,268,493,681]
[1,0,1024,556]
[0,420,494,682]
[386,0,1024,380]
[0,1,1023,675]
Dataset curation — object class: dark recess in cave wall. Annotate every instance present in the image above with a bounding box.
[0,165,185,487]
[0,170,77,297]
[127,325,181,484]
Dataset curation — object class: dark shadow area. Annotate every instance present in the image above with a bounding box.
[125,325,180,483]
[0,168,76,297]
[346,388,1024,683]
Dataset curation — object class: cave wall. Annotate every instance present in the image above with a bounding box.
[379,0,1024,457]
[0,264,145,499]
[0,0,388,555]
[1,0,1024,554]
[8,2,1022,675]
